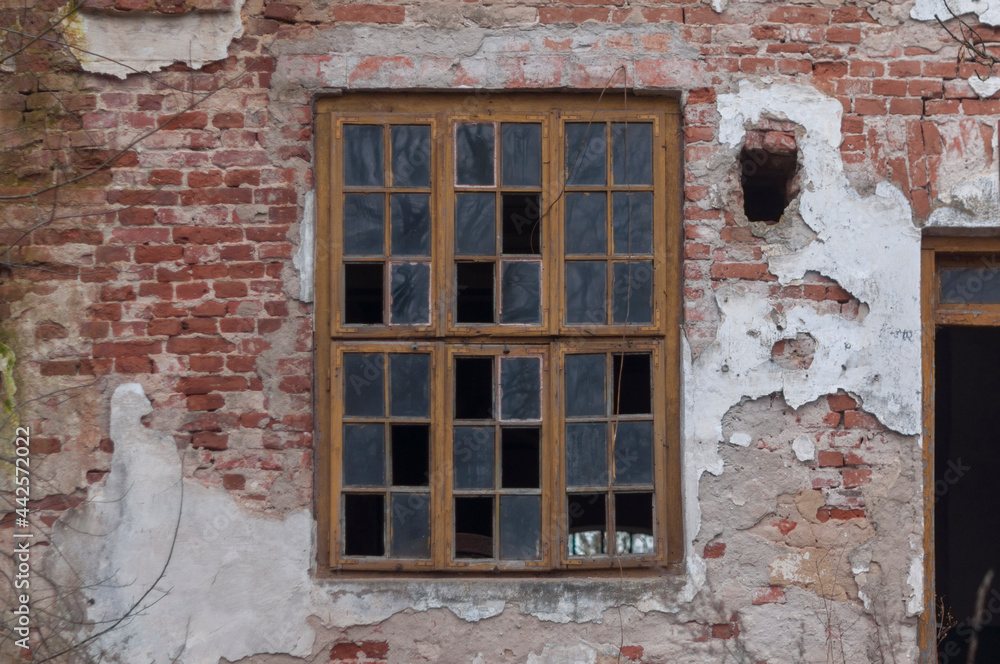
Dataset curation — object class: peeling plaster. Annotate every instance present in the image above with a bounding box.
[293,189,316,303]
[63,0,245,78]
[791,435,815,462]
[912,0,1000,26]
[969,76,1000,99]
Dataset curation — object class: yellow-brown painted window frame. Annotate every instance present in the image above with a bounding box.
[315,93,682,574]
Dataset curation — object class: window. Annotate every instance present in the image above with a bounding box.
[316,94,682,572]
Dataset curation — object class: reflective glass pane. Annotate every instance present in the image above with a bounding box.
[391,125,431,187]
[455,193,496,256]
[565,123,606,186]
[500,495,541,560]
[612,192,653,255]
[455,496,494,558]
[613,421,653,485]
[501,262,541,324]
[565,354,607,417]
[611,123,653,185]
[343,423,385,486]
[565,192,607,255]
[391,493,431,558]
[455,357,494,420]
[501,123,541,187]
[344,494,384,556]
[614,492,654,554]
[940,265,1000,304]
[389,353,430,417]
[343,353,384,417]
[344,263,383,325]
[612,261,653,324]
[457,123,495,186]
[389,262,430,325]
[501,427,540,489]
[456,262,495,323]
[566,261,607,324]
[453,426,495,489]
[343,125,383,187]
[390,194,431,256]
[566,422,608,487]
[391,425,429,487]
[567,493,607,556]
[500,356,541,421]
[343,194,384,256]
[502,194,541,255]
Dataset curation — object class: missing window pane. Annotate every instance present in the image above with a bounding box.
[455,496,494,558]
[391,424,429,487]
[456,262,495,323]
[344,263,383,325]
[455,357,494,420]
[614,492,654,554]
[567,492,607,556]
[501,427,540,489]
[502,194,541,255]
[344,493,385,556]
[613,354,651,415]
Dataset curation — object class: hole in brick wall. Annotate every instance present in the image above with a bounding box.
[739,130,799,224]
[771,332,816,370]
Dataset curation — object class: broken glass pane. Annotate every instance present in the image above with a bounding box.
[390,194,431,256]
[455,357,494,420]
[565,261,607,324]
[343,194,384,256]
[344,263,384,325]
[456,123,495,186]
[502,194,542,255]
[500,357,541,420]
[391,425,429,487]
[453,426,495,489]
[611,123,653,185]
[389,262,430,325]
[391,125,431,188]
[612,192,653,255]
[501,123,541,187]
[343,423,385,487]
[566,422,608,487]
[613,421,653,485]
[500,495,541,560]
[391,493,431,558]
[565,354,607,417]
[567,493,607,556]
[343,124,384,187]
[455,193,496,256]
[344,493,384,556]
[614,492,654,554]
[500,262,541,324]
[456,262,495,323]
[501,427,540,489]
[613,354,651,415]
[343,353,384,417]
[564,192,607,255]
[565,123,606,186]
[389,353,430,418]
[612,261,653,324]
[455,496,494,558]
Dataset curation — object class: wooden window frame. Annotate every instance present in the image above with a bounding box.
[315,93,682,574]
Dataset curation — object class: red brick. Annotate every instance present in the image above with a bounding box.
[93,340,161,358]
[40,360,78,376]
[135,244,183,263]
[224,169,261,187]
[712,624,736,639]
[158,111,208,130]
[167,337,236,354]
[222,473,246,490]
[192,432,228,450]
[818,450,844,467]
[188,170,224,188]
[844,410,881,429]
[173,227,243,244]
[752,587,786,605]
[826,27,860,43]
[148,169,182,186]
[888,60,922,77]
[843,468,872,488]
[116,356,155,373]
[213,112,245,129]
[177,376,248,394]
[854,98,886,115]
[827,393,857,412]
[334,4,404,23]
[872,79,907,97]
[190,355,225,372]
[909,79,943,98]
[766,6,830,24]
[214,281,249,298]
[710,263,775,281]
[703,542,726,559]
[620,646,643,661]
[889,98,924,115]
[813,61,847,78]
[188,393,224,411]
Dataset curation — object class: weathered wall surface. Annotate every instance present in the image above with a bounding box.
[1,0,999,661]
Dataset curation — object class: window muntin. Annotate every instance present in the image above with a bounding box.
[317,95,681,572]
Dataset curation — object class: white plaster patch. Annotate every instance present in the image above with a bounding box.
[912,0,1000,26]
[792,435,815,462]
[64,1,245,78]
[293,189,316,303]
[969,76,1000,99]
[925,174,1000,228]
[906,555,924,615]
[729,432,752,447]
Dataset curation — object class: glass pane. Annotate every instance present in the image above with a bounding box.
[343,125,383,187]
[612,261,653,324]
[389,353,430,417]
[391,125,430,188]
[614,354,651,415]
[611,123,653,185]
[344,494,384,556]
[612,192,653,255]
[567,493,607,556]
[501,427,540,489]
[344,263,383,325]
[502,194,541,255]
[455,496,494,558]
[565,261,607,324]
[500,357,541,420]
[390,194,431,256]
[391,425,429,486]
[391,493,431,558]
[565,354,607,417]
[454,426,495,489]
[613,421,653,485]
[614,492,654,554]
[455,357,494,420]
[456,123,495,186]
[566,422,608,487]
[501,262,541,325]
[565,192,607,255]
[343,194,384,256]
[343,353,384,417]
[939,265,1000,304]
[456,193,496,256]
[389,262,430,325]
[456,262,495,323]
[501,123,541,187]
[565,123,606,186]
[500,495,541,560]
[343,423,385,486]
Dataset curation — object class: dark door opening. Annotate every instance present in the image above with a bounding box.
[936,327,1000,662]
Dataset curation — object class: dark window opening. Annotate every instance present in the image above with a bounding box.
[455,496,494,558]
[456,262,494,323]
[613,354,651,415]
[455,357,494,420]
[739,147,797,224]
[502,194,542,255]
[567,492,608,555]
[391,425,430,487]
[344,263,383,325]
[344,494,385,556]
[501,427,540,489]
